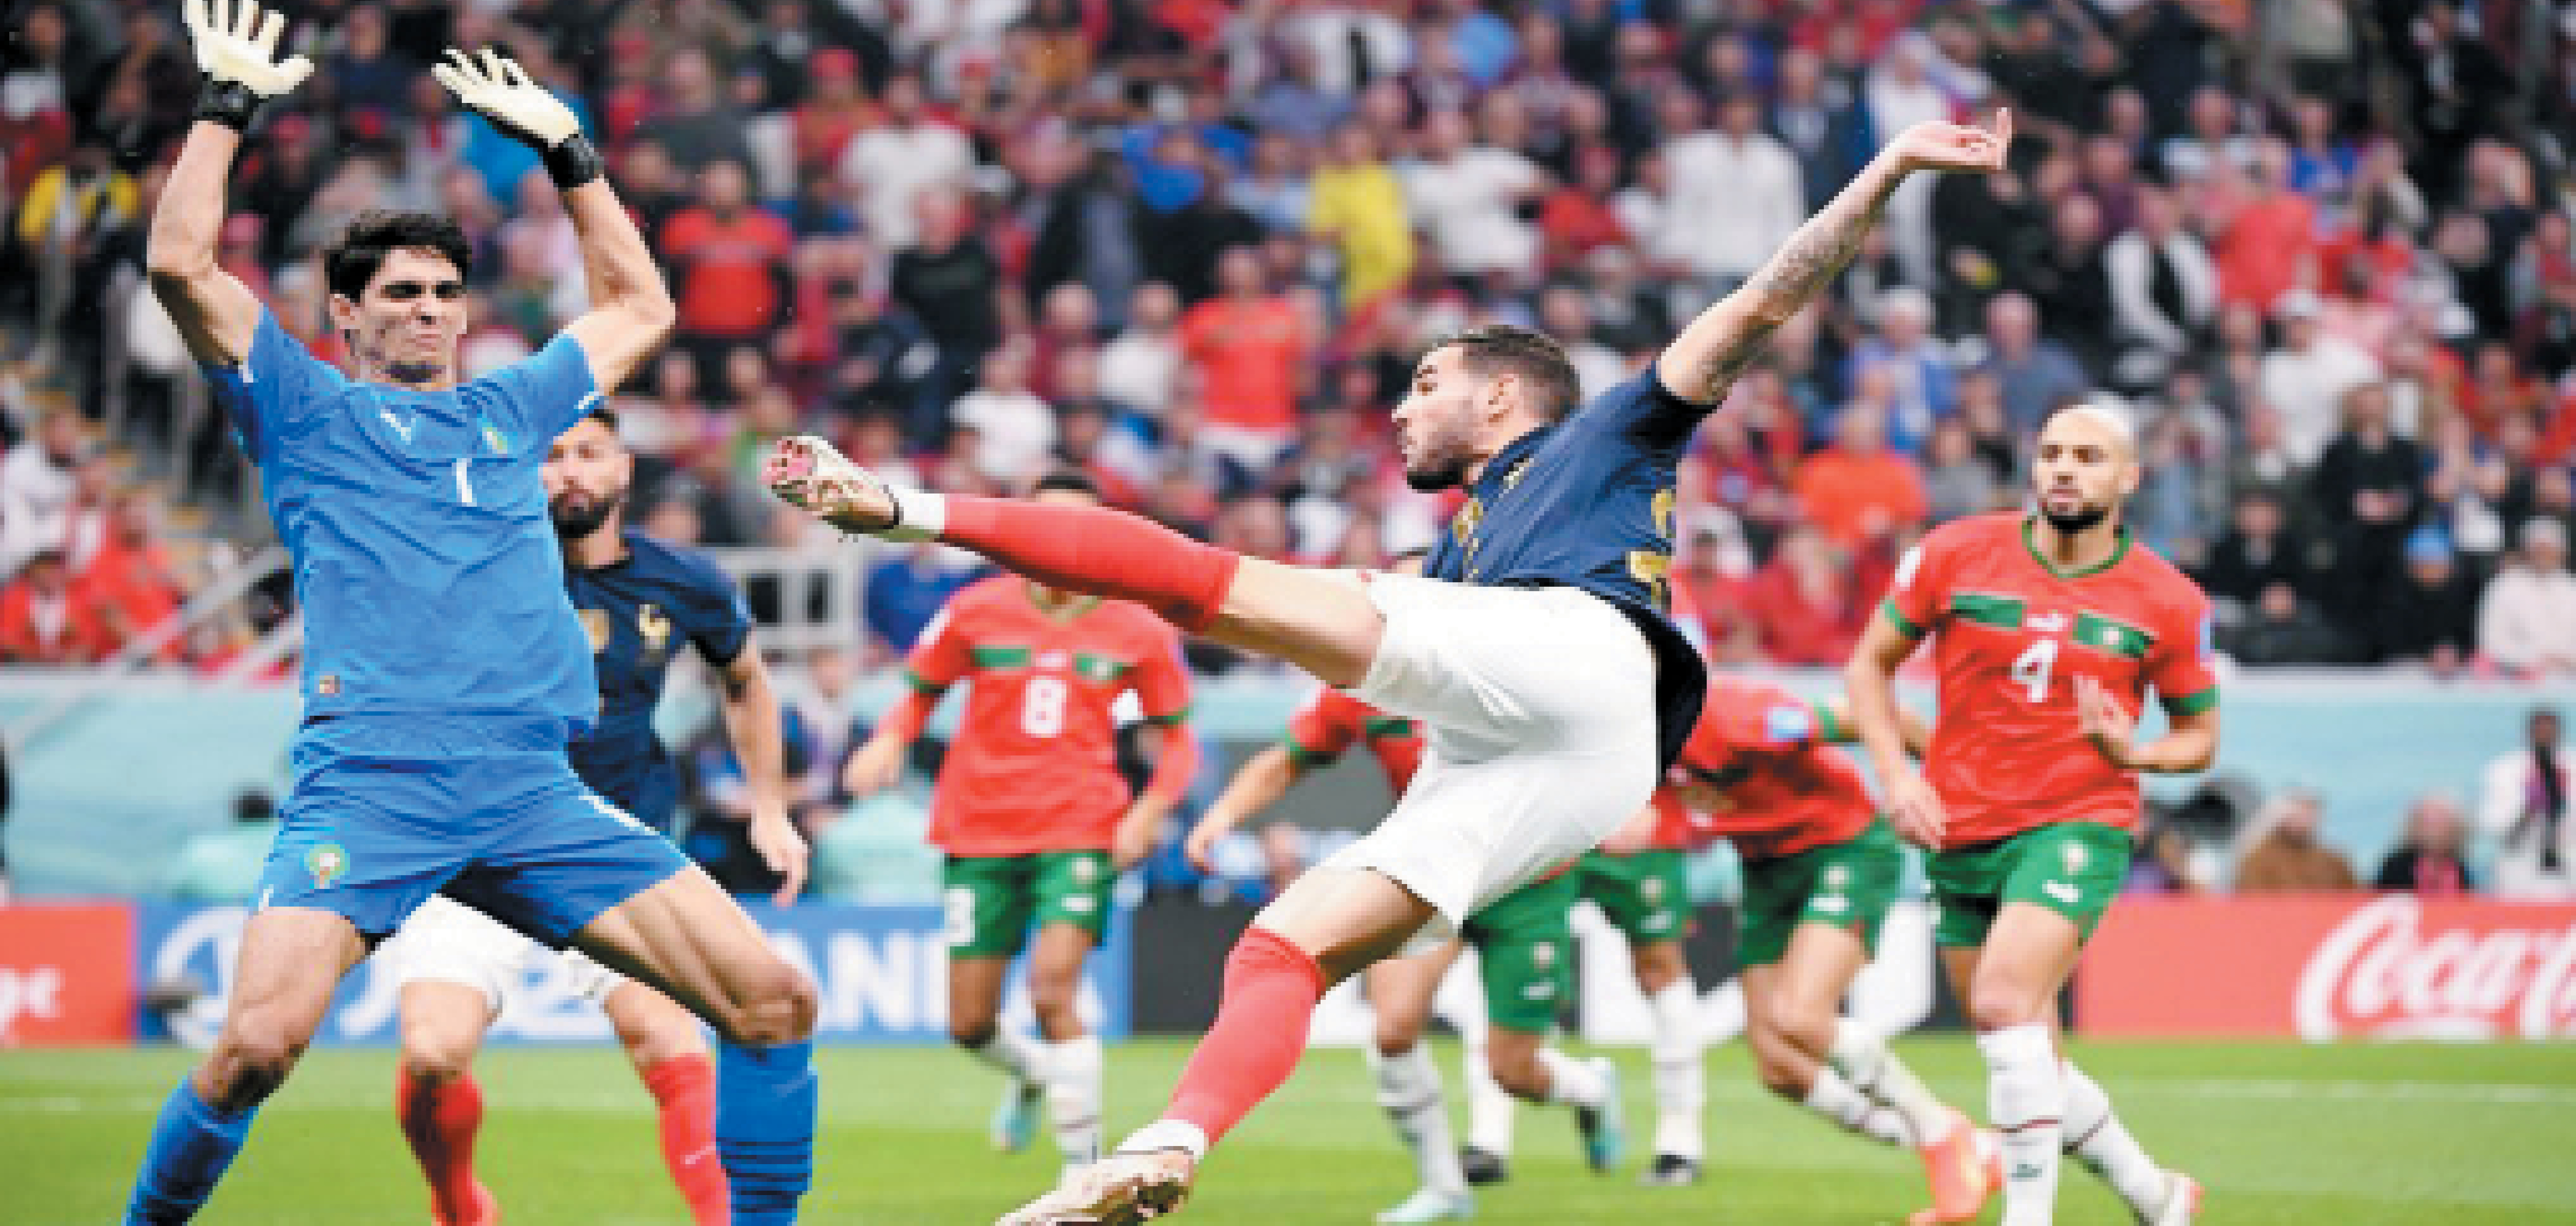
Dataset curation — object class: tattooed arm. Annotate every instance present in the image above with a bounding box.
[1656,111,2014,407]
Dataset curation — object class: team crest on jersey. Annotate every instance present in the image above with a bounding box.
[1531,941,1557,970]
[1039,649,1071,670]
[1072,857,1099,884]
[2062,842,2089,874]
[578,608,611,653]
[1452,497,1484,540]
[636,604,673,663]
[1502,459,1533,490]
[1823,864,1852,890]
[306,843,349,889]
[475,413,513,455]
[1641,875,1665,902]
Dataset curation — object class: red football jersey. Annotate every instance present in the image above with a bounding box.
[908,578,1192,855]
[1283,687,1424,789]
[1668,675,1877,860]
[1881,513,2218,846]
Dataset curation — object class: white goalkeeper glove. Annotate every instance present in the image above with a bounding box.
[181,0,312,128]
[433,48,583,150]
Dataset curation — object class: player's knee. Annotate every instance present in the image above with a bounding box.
[1024,962,1083,1026]
[210,1021,312,1106]
[1752,1048,1809,1099]
[1773,1002,1837,1061]
[718,963,820,1047]
[949,1021,999,1050]
[616,1013,706,1070]
[1964,978,2050,1034]
[1372,1018,1422,1057]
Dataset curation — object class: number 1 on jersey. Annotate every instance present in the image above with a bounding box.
[2011,637,2057,703]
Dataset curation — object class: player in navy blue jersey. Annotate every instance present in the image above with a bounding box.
[377,407,808,1225]
[125,11,816,1223]
[774,109,2013,1224]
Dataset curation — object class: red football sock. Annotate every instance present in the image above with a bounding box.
[642,1053,731,1225]
[1164,926,1327,1146]
[396,1069,491,1226]
[940,496,1243,632]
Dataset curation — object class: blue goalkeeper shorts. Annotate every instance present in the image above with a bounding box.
[252,715,691,946]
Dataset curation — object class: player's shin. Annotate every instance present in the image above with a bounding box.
[1832,1022,1956,1144]
[2061,1060,2171,1215]
[1647,979,1706,1161]
[1135,926,1326,1157]
[1367,1044,1469,1196]
[1978,1025,2064,1226]
[715,1039,818,1225]
[1047,1035,1106,1167]
[910,492,1244,633]
[125,1080,260,1224]
[641,1054,730,1225]
[396,1069,492,1226]
[1462,1028,1518,1158]
[965,1027,1050,1084]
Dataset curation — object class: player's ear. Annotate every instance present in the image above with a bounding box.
[326,292,361,333]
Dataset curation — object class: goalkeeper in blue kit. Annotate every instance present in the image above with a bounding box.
[123,4,818,1221]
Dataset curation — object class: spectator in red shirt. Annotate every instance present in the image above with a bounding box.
[1180,245,1310,484]
[1537,141,1630,270]
[661,159,795,384]
[1791,403,1928,549]
[2211,140,2319,312]
[0,550,109,664]
[1746,522,1867,664]
[76,491,187,663]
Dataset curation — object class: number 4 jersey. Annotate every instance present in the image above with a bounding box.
[1880,512,2218,846]
[905,576,1192,856]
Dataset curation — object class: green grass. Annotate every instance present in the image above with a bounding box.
[6,1037,2576,1224]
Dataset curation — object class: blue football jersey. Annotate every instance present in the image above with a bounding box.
[1422,368,1710,766]
[564,531,752,828]
[207,312,599,733]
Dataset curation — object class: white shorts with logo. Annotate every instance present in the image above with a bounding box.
[377,894,627,1011]
[1319,573,1662,940]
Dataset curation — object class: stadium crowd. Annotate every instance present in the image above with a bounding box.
[9,0,2576,676]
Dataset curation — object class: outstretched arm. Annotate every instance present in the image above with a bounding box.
[149,0,315,365]
[1657,111,2012,405]
[435,49,673,393]
[1185,745,1305,873]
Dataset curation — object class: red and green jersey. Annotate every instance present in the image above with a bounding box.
[1880,513,2218,846]
[909,577,1191,855]
[1283,687,1424,789]
[1668,675,1877,860]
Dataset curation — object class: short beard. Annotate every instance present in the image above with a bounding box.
[382,358,443,386]
[550,488,625,540]
[1404,459,1468,492]
[2040,501,2112,534]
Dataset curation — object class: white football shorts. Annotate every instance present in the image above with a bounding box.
[378,894,627,1011]
[1320,572,1662,939]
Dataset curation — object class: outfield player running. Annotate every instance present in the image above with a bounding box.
[1848,406,2214,1226]
[771,112,2011,1225]
[125,14,816,1222]
[842,472,1198,1175]
[1185,606,1625,1222]
[1667,675,1994,1219]
[1570,789,1709,1185]
[380,407,811,1225]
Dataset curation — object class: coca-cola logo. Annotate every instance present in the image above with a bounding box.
[2293,895,2576,1041]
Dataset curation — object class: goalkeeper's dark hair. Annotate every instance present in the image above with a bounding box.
[583,404,622,432]
[1030,469,1102,501]
[324,210,475,301]
[1428,323,1581,422]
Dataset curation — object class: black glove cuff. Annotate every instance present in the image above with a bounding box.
[194,78,263,132]
[542,134,605,190]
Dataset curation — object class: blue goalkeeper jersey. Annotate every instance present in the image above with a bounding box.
[565,529,753,829]
[206,311,600,735]
[1422,367,1712,768]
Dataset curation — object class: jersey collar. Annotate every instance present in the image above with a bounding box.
[1471,424,1554,495]
[2020,514,2131,580]
[1025,581,1101,622]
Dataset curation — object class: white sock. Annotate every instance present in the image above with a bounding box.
[2061,1060,2169,1215]
[1535,1047,1607,1110]
[1368,1045,1468,1196]
[884,485,946,541]
[1463,1030,1517,1156]
[1831,1021,1954,1145]
[967,1029,1048,1085]
[1047,1035,1104,1166]
[1978,1025,2064,1226]
[1118,1118,1209,1161]
[1801,1067,1915,1148]
[1648,980,1706,1160]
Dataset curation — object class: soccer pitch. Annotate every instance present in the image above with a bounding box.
[6,1038,2573,1224]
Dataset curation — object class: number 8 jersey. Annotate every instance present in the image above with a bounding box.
[904,576,1193,855]
[1880,512,2219,847]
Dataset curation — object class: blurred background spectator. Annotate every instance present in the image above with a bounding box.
[2373,791,2478,894]
[2234,788,2360,891]
[2479,705,2572,897]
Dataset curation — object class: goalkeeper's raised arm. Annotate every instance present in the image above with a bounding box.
[433,48,675,395]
